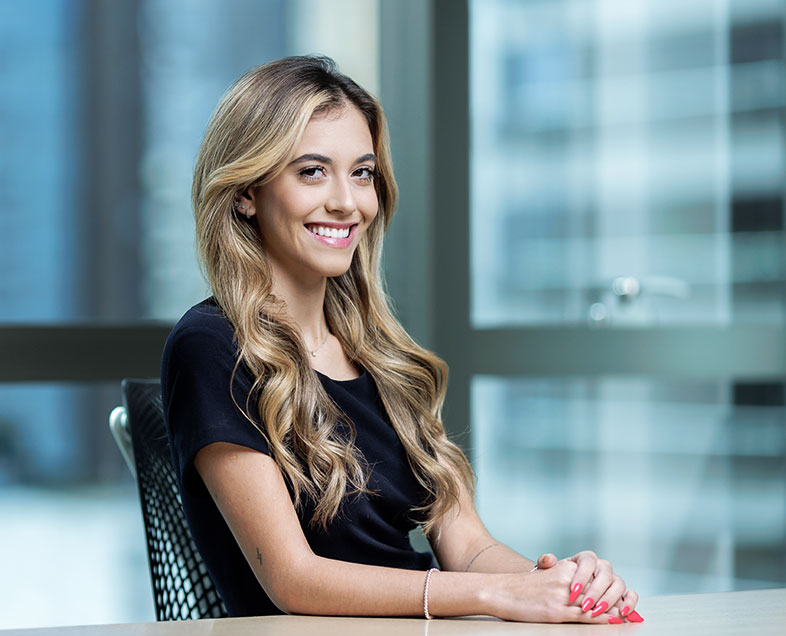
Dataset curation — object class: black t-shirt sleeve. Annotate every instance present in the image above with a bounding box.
[162,306,270,497]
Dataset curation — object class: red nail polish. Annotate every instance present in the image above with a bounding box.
[620,605,630,617]
[628,610,644,623]
[581,597,594,613]
[591,601,609,617]
[608,616,623,624]
[569,583,582,604]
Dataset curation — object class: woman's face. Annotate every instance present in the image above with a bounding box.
[246,104,379,287]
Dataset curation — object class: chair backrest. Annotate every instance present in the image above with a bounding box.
[120,379,228,621]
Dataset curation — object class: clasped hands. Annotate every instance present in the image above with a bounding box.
[517,551,642,624]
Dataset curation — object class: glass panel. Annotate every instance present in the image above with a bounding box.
[0,0,378,324]
[0,0,288,323]
[470,0,785,327]
[139,0,290,320]
[472,376,786,594]
[0,383,150,629]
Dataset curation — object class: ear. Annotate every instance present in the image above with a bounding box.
[233,187,257,219]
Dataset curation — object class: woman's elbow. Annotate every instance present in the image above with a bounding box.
[263,556,319,615]
[270,584,318,616]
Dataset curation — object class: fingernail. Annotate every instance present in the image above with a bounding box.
[608,616,624,624]
[581,597,595,613]
[591,601,609,617]
[620,605,630,617]
[628,610,644,623]
[569,583,582,604]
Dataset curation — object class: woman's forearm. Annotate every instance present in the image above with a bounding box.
[276,553,495,617]
[275,551,593,624]
[463,541,536,573]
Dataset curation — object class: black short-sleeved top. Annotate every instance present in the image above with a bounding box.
[160,298,434,617]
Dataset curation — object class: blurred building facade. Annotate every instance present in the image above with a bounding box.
[471,0,785,593]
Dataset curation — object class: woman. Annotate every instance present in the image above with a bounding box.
[161,55,641,624]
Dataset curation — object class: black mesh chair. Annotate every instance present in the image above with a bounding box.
[109,379,228,620]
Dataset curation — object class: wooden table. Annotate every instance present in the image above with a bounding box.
[2,588,783,635]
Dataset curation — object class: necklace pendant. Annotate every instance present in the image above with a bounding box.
[307,329,328,358]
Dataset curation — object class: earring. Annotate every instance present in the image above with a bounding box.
[234,201,252,219]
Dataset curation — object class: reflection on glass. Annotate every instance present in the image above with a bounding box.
[472,376,786,594]
[470,0,785,327]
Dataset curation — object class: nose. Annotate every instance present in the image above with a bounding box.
[325,176,356,215]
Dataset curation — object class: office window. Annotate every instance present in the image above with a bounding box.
[473,376,786,594]
[469,0,786,593]
[471,0,784,327]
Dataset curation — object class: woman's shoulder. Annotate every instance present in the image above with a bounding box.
[173,296,229,328]
[171,297,233,335]
[163,297,237,362]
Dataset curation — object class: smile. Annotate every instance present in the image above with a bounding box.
[304,223,358,248]
[307,224,351,238]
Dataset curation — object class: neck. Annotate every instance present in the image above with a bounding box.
[268,266,329,347]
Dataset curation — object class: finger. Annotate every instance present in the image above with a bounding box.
[590,574,626,617]
[568,551,597,605]
[563,604,625,625]
[579,559,613,614]
[537,553,558,569]
[615,588,640,618]
[566,549,596,566]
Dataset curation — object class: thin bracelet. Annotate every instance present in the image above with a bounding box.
[423,567,439,619]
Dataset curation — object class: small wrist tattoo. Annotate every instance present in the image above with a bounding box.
[256,547,263,565]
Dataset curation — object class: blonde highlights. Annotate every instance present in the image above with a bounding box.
[192,56,473,532]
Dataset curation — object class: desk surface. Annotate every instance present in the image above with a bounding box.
[2,588,784,636]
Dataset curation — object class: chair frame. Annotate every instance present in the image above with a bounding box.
[110,379,228,620]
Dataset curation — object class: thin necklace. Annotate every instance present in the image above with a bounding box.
[308,329,329,357]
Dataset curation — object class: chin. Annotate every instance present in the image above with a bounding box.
[323,264,353,279]
[316,253,356,279]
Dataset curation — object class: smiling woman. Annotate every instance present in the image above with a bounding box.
[160,55,641,624]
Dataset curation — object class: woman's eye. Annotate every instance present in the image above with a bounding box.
[354,167,376,182]
[299,166,326,181]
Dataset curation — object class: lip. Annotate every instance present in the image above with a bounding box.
[305,222,358,248]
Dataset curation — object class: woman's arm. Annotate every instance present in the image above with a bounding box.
[426,479,536,574]
[195,442,478,616]
[194,442,625,622]
[427,466,640,619]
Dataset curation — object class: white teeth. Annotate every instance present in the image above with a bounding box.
[309,225,350,238]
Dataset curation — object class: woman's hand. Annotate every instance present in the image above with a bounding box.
[490,559,621,623]
[491,551,641,623]
[564,550,641,622]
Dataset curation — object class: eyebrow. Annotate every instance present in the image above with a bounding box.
[289,152,377,166]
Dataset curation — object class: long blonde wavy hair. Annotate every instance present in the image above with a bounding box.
[192,56,473,533]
